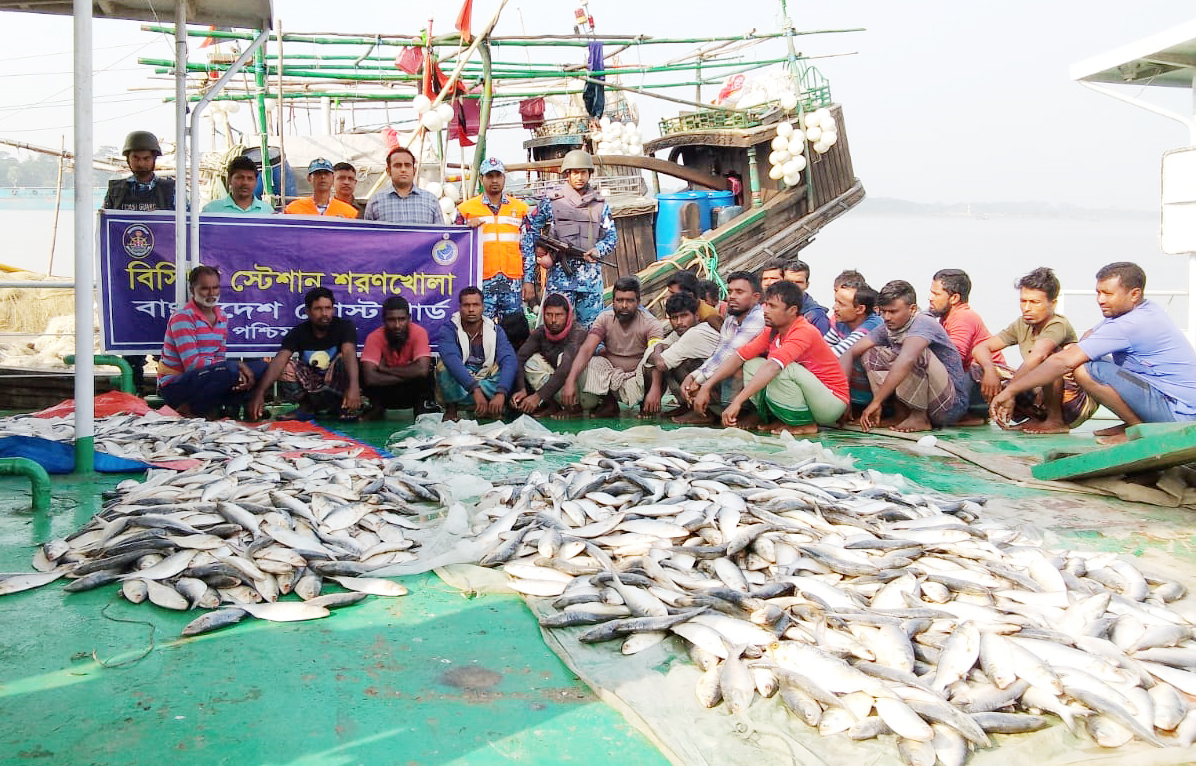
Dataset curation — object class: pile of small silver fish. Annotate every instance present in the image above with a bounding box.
[0,412,354,464]
[4,449,442,634]
[389,427,572,463]
[473,445,1196,764]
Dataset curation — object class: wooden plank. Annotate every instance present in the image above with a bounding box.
[1031,423,1196,481]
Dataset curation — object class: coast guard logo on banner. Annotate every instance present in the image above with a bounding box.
[431,234,458,266]
[122,224,155,259]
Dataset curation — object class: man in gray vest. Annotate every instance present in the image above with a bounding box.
[103,129,176,395]
[520,149,616,326]
[103,130,176,212]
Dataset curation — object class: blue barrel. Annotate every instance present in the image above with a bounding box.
[655,191,708,259]
[704,190,735,224]
[244,146,298,200]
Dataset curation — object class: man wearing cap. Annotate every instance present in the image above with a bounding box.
[455,157,533,320]
[520,149,616,327]
[104,130,175,212]
[363,146,443,224]
[283,158,358,218]
[202,155,272,214]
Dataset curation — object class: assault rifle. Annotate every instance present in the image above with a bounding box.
[535,232,615,277]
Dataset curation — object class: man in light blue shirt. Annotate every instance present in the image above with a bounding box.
[202,155,273,214]
[991,261,1196,444]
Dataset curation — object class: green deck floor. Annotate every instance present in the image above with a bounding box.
[4,412,1196,765]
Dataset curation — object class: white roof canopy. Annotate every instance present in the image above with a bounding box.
[0,0,270,28]
[1071,18,1196,88]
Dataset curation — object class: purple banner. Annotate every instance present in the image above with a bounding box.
[98,211,481,355]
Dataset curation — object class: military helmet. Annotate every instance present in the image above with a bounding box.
[122,131,162,157]
[560,149,594,172]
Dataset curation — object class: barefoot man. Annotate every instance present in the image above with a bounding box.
[693,281,847,435]
[972,267,1096,434]
[842,280,969,432]
[563,276,663,418]
[511,293,588,419]
[991,262,1196,445]
[679,271,765,425]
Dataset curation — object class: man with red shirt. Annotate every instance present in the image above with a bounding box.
[693,280,848,435]
[928,268,1004,424]
[359,295,435,419]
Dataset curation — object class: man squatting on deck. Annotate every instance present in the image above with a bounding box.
[158,266,267,419]
[245,287,362,422]
[991,262,1196,444]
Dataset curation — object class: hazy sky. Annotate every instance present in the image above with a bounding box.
[0,1,1193,210]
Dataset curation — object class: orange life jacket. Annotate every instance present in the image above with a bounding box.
[457,195,528,280]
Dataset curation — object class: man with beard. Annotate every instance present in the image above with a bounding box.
[104,130,176,395]
[511,293,588,418]
[202,155,272,214]
[665,270,723,331]
[692,281,847,435]
[563,276,663,417]
[284,158,358,218]
[456,157,533,320]
[521,150,616,326]
[927,268,1003,424]
[158,265,267,419]
[679,271,766,424]
[332,162,366,217]
[640,291,721,419]
[359,296,434,419]
[841,280,969,432]
[436,287,518,421]
[245,287,362,421]
[992,262,1196,445]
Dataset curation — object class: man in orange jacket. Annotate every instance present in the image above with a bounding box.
[284,158,358,218]
[455,157,532,320]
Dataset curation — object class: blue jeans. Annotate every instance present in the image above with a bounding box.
[159,359,267,415]
[1084,360,1194,424]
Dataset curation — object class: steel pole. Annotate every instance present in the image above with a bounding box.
[174,4,188,307]
[190,29,271,266]
[72,0,94,474]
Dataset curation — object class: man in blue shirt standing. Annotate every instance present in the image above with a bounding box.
[991,262,1196,444]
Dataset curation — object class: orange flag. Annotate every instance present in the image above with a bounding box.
[455,0,474,44]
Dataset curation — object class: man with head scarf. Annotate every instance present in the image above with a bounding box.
[511,293,589,418]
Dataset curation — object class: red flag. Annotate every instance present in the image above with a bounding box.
[200,26,231,48]
[455,0,474,44]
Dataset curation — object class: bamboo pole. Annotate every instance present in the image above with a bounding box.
[472,40,494,196]
[48,135,64,274]
[144,25,851,47]
[276,18,287,209]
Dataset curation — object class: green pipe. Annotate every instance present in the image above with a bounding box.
[0,458,52,512]
[65,354,134,394]
[254,44,274,198]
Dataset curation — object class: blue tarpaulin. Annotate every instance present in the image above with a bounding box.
[0,435,149,474]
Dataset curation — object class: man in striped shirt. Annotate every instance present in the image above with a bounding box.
[158,265,266,419]
[677,270,765,424]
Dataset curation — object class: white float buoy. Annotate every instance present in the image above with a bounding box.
[805,126,822,142]
[412,94,432,115]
